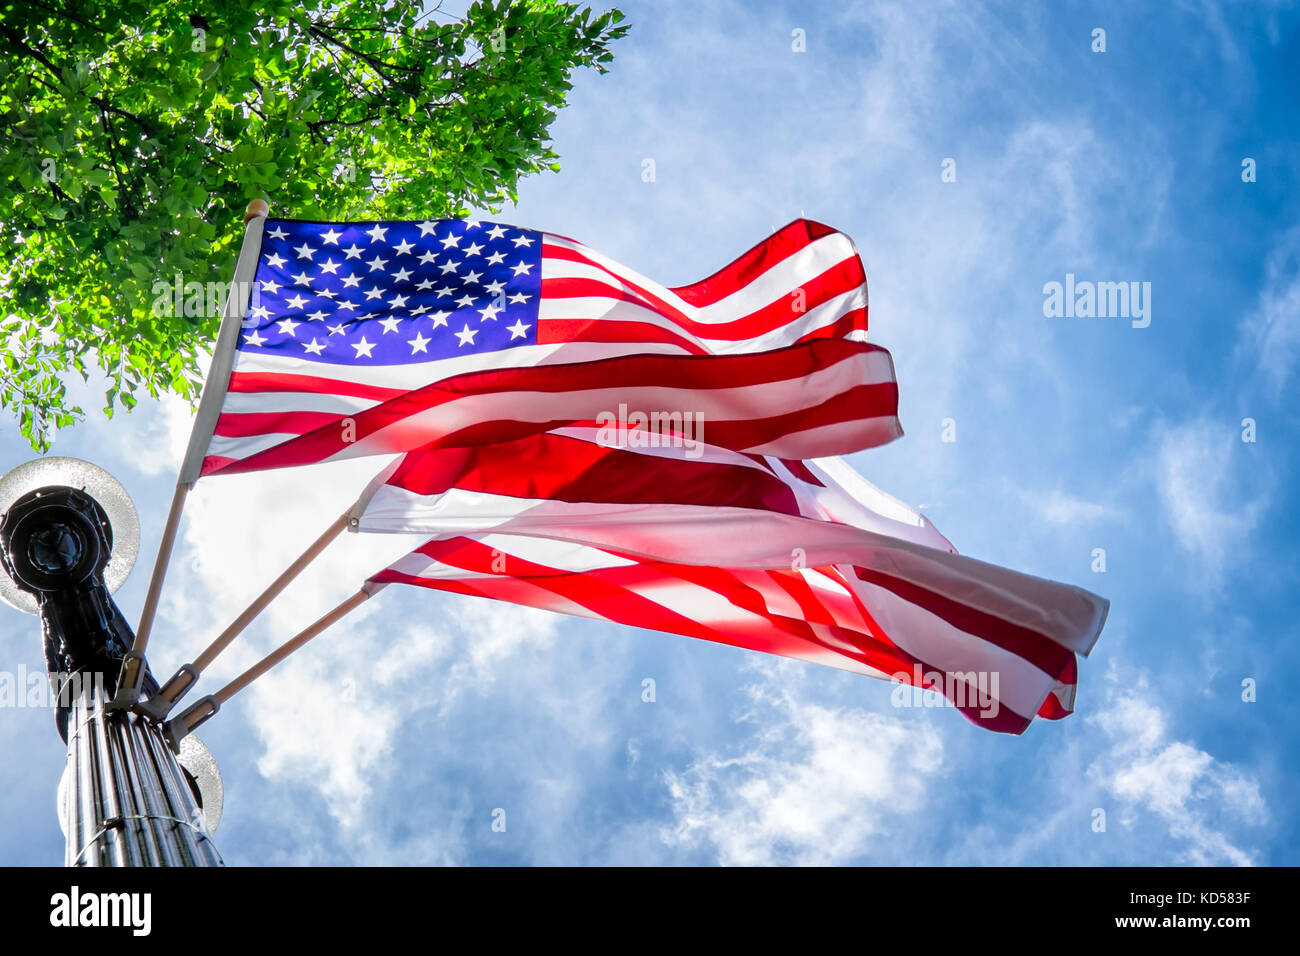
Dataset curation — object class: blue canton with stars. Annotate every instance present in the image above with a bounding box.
[242,218,542,364]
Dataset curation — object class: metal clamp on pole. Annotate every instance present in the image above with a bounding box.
[136,663,200,722]
[107,649,147,711]
[163,695,220,752]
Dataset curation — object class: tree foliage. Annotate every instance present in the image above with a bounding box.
[0,0,627,448]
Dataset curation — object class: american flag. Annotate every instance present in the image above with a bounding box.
[199,217,902,477]
[357,426,1108,734]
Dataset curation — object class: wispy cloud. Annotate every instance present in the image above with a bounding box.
[1235,224,1300,400]
[1087,670,1266,866]
[661,665,944,865]
[1150,418,1266,588]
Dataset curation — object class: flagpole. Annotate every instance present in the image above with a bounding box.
[138,509,355,720]
[163,583,383,747]
[115,198,270,708]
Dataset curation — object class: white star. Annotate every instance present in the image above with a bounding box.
[415,278,436,291]
[455,293,477,308]
[343,244,364,260]
[328,323,348,336]
[434,284,456,297]
[429,310,450,328]
[417,221,439,236]
[479,301,503,321]
[485,251,506,265]
[336,299,357,311]
[409,304,430,316]
[277,317,300,336]
[245,329,267,347]
[265,252,287,269]
[284,294,308,310]
[267,225,289,240]
[463,269,483,284]
[303,338,326,355]
[259,279,281,294]
[511,261,533,276]
[320,227,343,245]
[316,288,337,300]
[464,219,481,230]
[486,224,507,240]
[319,258,341,275]
[392,238,415,256]
[484,280,506,295]
[352,337,376,358]
[454,324,478,347]
[439,260,460,275]
[389,293,410,309]
[508,292,531,304]
[463,242,484,257]
[249,304,271,321]
[439,233,462,249]
[340,273,362,288]
[364,286,384,301]
[379,316,402,334]
[506,318,530,340]
[511,233,535,247]
[365,224,388,243]
[307,309,328,322]
[418,250,438,265]
[294,242,316,260]
[408,331,431,354]
[392,267,413,282]
[367,255,389,272]
[291,271,313,287]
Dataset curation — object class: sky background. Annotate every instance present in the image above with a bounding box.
[2,0,1298,865]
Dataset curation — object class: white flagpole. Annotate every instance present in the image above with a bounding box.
[115,198,270,707]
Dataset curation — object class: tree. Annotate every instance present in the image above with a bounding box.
[0,0,627,449]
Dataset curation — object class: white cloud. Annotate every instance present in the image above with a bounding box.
[661,666,944,865]
[1236,225,1300,399]
[1023,487,1121,527]
[1151,418,1265,586]
[1088,673,1266,866]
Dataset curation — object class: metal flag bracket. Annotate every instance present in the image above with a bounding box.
[163,696,220,752]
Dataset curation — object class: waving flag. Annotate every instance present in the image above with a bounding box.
[356,426,1107,733]
[194,217,901,478]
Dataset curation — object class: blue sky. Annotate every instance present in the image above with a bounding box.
[1,0,1297,865]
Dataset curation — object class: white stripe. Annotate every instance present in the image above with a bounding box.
[541,232,859,325]
[219,390,378,417]
[205,430,300,461]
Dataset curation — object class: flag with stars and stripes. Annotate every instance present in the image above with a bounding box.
[193,217,902,477]
[357,425,1107,734]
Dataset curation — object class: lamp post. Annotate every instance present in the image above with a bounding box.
[0,458,222,866]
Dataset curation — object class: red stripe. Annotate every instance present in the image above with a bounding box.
[213,410,338,438]
[226,371,406,402]
[795,308,868,344]
[537,317,707,354]
[387,430,804,515]
[668,220,843,306]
